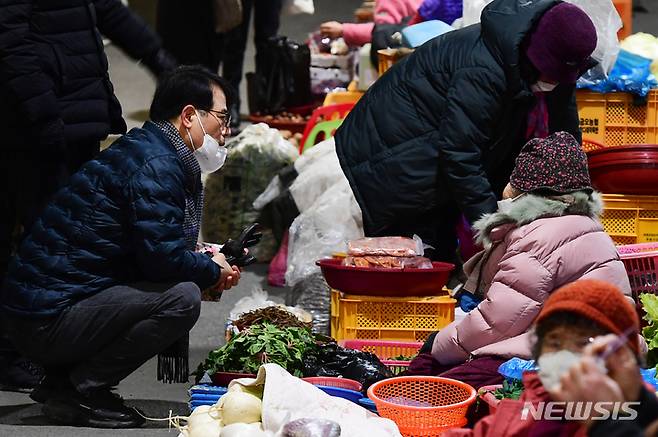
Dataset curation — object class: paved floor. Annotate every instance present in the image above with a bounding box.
[1,2,656,435]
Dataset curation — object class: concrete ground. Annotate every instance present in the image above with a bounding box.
[1,2,656,435]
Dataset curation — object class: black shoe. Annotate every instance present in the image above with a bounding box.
[30,373,75,404]
[42,388,145,428]
[229,104,240,129]
[0,356,44,392]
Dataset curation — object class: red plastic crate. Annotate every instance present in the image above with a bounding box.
[618,242,658,302]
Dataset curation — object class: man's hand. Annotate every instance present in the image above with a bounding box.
[320,21,344,39]
[211,253,241,292]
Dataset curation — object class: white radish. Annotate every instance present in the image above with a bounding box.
[186,405,223,437]
[217,391,262,425]
[220,422,268,437]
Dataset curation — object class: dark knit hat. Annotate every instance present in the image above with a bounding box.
[535,280,640,354]
[526,2,597,83]
[510,131,592,194]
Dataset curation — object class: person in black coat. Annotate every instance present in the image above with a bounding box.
[0,0,176,390]
[335,0,597,262]
[0,66,240,428]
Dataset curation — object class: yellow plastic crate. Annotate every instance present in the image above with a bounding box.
[577,89,658,146]
[330,290,456,342]
[601,194,658,245]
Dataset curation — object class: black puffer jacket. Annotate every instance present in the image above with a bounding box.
[0,0,172,152]
[336,0,581,244]
[1,122,220,317]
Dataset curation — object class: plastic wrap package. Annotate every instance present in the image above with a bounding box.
[578,49,658,96]
[347,236,423,257]
[622,33,658,77]
[203,124,299,262]
[462,0,621,79]
[498,357,537,382]
[343,256,433,269]
[286,177,364,287]
[290,272,331,335]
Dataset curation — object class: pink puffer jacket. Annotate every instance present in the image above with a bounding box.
[342,0,422,47]
[432,192,633,365]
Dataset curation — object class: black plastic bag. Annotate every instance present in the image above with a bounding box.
[303,343,393,393]
[247,36,312,115]
[369,17,411,69]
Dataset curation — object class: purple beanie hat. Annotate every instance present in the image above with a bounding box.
[526,2,597,84]
[510,132,592,194]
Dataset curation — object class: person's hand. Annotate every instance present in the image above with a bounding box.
[583,334,643,402]
[211,253,241,291]
[320,21,344,39]
[549,334,643,427]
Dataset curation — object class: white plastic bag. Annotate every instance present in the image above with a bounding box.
[285,0,314,15]
[290,137,344,213]
[227,123,299,162]
[566,0,622,76]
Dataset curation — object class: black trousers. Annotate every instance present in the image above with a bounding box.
[3,282,201,393]
[1,143,99,356]
[157,0,283,110]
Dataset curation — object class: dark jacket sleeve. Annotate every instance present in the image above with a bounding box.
[0,0,65,151]
[588,386,658,437]
[434,67,504,224]
[126,156,220,289]
[93,0,176,75]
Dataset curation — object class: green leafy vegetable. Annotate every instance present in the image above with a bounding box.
[389,354,417,361]
[492,379,524,401]
[196,322,318,378]
[640,293,658,369]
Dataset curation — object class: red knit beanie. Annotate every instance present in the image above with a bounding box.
[535,280,640,354]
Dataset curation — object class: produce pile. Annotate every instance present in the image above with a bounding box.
[196,305,393,392]
[343,237,433,269]
[174,382,342,437]
[198,322,318,378]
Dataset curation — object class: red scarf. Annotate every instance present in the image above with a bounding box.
[526,92,549,140]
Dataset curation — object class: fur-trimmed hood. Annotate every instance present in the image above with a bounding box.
[474,191,604,248]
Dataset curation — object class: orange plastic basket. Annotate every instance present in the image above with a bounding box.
[367,376,476,436]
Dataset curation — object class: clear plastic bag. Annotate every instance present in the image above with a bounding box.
[285,177,364,287]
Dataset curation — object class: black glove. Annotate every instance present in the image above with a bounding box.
[142,48,178,78]
[220,223,263,267]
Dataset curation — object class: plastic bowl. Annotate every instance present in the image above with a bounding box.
[302,377,363,392]
[587,144,658,195]
[315,386,364,404]
[368,376,476,436]
[316,258,454,296]
[210,372,257,387]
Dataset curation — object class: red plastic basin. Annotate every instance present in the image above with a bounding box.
[316,258,454,296]
[587,144,658,195]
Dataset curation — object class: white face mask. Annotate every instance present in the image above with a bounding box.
[187,110,228,173]
[537,350,582,391]
[497,193,525,213]
[531,81,558,93]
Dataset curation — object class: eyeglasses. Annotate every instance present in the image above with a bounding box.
[205,109,231,132]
